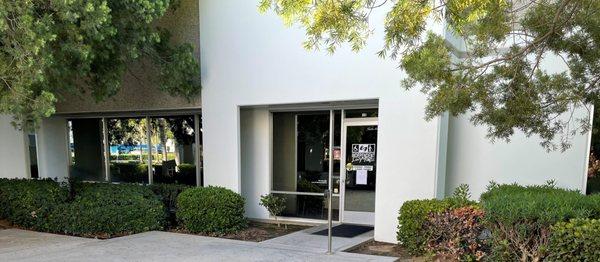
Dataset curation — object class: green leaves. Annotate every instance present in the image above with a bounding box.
[547,218,600,261]
[176,186,247,234]
[0,0,200,130]
[260,0,599,150]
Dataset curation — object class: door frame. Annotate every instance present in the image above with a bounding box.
[339,113,378,225]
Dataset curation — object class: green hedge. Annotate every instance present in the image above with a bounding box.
[397,199,452,256]
[481,183,600,261]
[0,179,67,230]
[49,183,165,237]
[397,184,476,256]
[0,179,166,237]
[547,218,600,261]
[177,186,247,234]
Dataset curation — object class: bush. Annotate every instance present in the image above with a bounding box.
[260,194,286,227]
[48,183,165,237]
[546,218,600,261]
[397,184,475,256]
[149,183,191,226]
[426,205,487,261]
[177,186,247,234]
[0,179,67,230]
[480,183,600,261]
[397,199,452,255]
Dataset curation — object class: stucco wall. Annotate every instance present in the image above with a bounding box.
[444,54,591,198]
[37,116,69,181]
[55,0,201,115]
[0,115,29,178]
[445,113,590,198]
[199,0,442,243]
[240,108,271,219]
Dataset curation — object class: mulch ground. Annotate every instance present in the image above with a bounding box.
[171,221,310,242]
[344,239,419,261]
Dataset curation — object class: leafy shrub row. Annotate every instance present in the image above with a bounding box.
[49,183,165,237]
[398,183,600,261]
[481,183,600,261]
[0,179,67,230]
[1,179,249,237]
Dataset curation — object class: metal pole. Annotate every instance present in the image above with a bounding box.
[327,110,334,255]
[146,116,153,184]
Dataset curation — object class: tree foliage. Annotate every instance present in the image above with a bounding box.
[259,0,600,150]
[0,0,200,130]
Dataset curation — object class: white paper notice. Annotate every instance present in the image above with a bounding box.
[356,170,368,185]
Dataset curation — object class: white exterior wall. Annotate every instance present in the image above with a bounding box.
[240,108,271,219]
[446,112,591,198]
[0,115,29,178]
[37,116,69,181]
[199,0,442,243]
[445,54,591,198]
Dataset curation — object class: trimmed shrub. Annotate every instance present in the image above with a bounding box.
[397,184,475,256]
[177,186,247,234]
[480,183,600,261]
[397,199,452,255]
[426,205,487,261]
[546,218,600,261]
[49,183,165,237]
[0,179,67,230]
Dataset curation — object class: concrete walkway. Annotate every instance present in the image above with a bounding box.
[0,228,396,262]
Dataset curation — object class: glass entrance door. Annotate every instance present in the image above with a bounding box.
[341,118,378,225]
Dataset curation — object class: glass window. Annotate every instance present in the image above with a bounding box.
[150,116,198,186]
[27,133,38,178]
[107,118,148,184]
[345,108,378,118]
[68,118,105,181]
[272,110,339,220]
[272,112,331,193]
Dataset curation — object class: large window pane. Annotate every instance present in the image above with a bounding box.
[69,119,105,181]
[151,116,197,186]
[272,112,331,193]
[27,133,39,178]
[108,118,148,183]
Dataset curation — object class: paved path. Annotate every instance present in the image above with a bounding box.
[0,228,396,261]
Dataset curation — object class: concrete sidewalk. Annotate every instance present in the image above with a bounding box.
[0,229,397,262]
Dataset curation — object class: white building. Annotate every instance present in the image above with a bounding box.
[0,0,592,243]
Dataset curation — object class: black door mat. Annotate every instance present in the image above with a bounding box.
[312,224,374,238]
